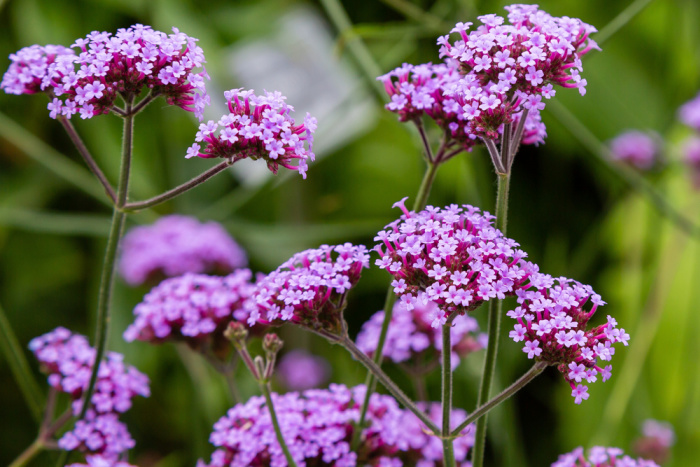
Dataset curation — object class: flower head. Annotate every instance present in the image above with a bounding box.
[29,327,149,456]
[276,350,331,391]
[124,270,256,355]
[632,419,675,465]
[552,446,659,467]
[1,44,75,95]
[506,275,628,403]
[186,89,316,179]
[67,456,138,467]
[197,384,473,467]
[356,296,485,372]
[437,4,597,140]
[374,202,535,327]
[679,91,700,131]
[118,215,247,286]
[3,25,210,120]
[246,243,369,335]
[609,131,659,170]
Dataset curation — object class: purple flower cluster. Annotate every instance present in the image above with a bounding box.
[506,275,629,403]
[552,447,659,467]
[374,199,535,328]
[609,131,658,170]
[437,4,598,140]
[124,270,255,354]
[246,243,369,335]
[0,44,74,95]
[186,88,317,178]
[29,327,149,458]
[276,350,331,391]
[198,384,474,467]
[633,419,675,465]
[678,91,700,131]
[2,24,209,120]
[356,296,485,372]
[118,215,248,286]
[67,456,138,467]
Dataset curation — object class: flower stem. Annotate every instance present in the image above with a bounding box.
[260,382,298,467]
[123,159,235,211]
[452,361,547,437]
[341,336,440,434]
[471,171,510,467]
[441,324,456,467]
[8,438,44,467]
[57,116,116,204]
[0,301,44,423]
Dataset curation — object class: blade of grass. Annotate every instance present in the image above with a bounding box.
[546,100,698,237]
[0,302,44,423]
[0,111,110,206]
[595,0,656,46]
[0,209,111,236]
[378,0,450,31]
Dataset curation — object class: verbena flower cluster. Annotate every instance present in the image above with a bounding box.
[608,131,658,170]
[374,199,535,328]
[29,327,149,459]
[124,270,255,353]
[633,419,675,465]
[186,88,317,178]
[118,215,247,286]
[197,384,474,467]
[552,446,659,467]
[678,91,700,131]
[276,350,331,391]
[356,296,485,372]
[1,24,209,120]
[507,275,629,404]
[436,4,598,140]
[246,243,369,335]
[67,456,138,467]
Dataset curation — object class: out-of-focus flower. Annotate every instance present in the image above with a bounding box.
[678,92,700,131]
[67,455,139,467]
[552,446,659,467]
[124,270,255,357]
[608,131,659,170]
[2,25,210,120]
[374,199,535,328]
[506,275,628,404]
[246,243,369,336]
[29,327,149,458]
[356,296,485,373]
[633,419,675,465]
[275,350,331,391]
[186,88,316,178]
[197,384,473,467]
[118,215,247,286]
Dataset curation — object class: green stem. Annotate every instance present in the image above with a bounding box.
[452,361,547,437]
[441,324,456,467]
[471,172,510,467]
[351,161,440,450]
[123,159,234,211]
[0,301,44,422]
[260,382,298,467]
[9,438,43,467]
[341,336,440,435]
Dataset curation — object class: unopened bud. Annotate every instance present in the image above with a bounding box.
[263,333,284,357]
[224,322,248,346]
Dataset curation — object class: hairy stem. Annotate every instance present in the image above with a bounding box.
[260,382,298,467]
[441,324,456,467]
[123,159,235,211]
[471,171,511,467]
[453,361,547,437]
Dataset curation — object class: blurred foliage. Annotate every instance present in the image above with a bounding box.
[1,0,700,466]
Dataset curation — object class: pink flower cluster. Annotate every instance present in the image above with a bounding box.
[678,91,700,131]
[507,275,629,404]
[118,215,248,286]
[67,455,138,467]
[197,384,474,467]
[552,447,659,467]
[29,327,149,459]
[2,24,210,120]
[124,270,255,352]
[609,131,658,170]
[374,199,535,328]
[246,243,369,335]
[186,88,317,178]
[276,350,331,391]
[437,4,598,140]
[0,44,74,95]
[356,296,485,372]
